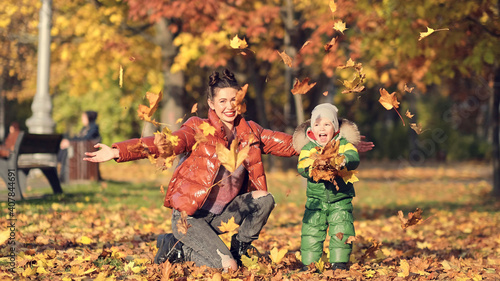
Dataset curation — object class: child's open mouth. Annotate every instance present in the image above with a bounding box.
[318,133,328,143]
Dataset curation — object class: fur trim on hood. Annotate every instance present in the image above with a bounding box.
[292,119,361,154]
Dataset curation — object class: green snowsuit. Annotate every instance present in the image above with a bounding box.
[297,135,360,265]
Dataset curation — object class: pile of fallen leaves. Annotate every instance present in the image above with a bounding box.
[310,139,346,183]
[1,162,499,280]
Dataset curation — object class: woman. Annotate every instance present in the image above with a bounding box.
[84,69,374,270]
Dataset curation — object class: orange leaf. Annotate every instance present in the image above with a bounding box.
[324,37,336,52]
[322,91,329,96]
[233,84,248,115]
[405,110,414,119]
[191,103,198,114]
[277,50,293,67]
[345,236,357,244]
[291,77,316,95]
[216,138,250,173]
[378,88,399,110]
[218,216,239,233]
[335,232,344,241]
[137,91,163,125]
[329,0,337,14]
[160,185,165,194]
[404,83,414,93]
[299,41,311,52]
[176,211,191,235]
[410,123,426,134]
[398,208,424,230]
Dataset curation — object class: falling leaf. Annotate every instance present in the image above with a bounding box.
[299,41,311,52]
[338,58,355,69]
[199,122,215,136]
[345,236,357,244]
[322,91,329,96]
[405,110,414,119]
[291,77,316,95]
[379,88,405,126]
[160,185,165,194]
[333,21,347,34]
[230,35,248,49]
[177,211,191,235]
[270,247,288,264]
[329,0,337,14]
[419,26,449,41]
[218,216,240,234]
[398,208,424,230]
[404,83,414,93]
[324,37,336,52]
[277,50,293,67]
[191,103,198,114]
[410,123,426,134]
[360,240,382,263]
[233,84,248,115]
[137,91,163,126]
[129,56,136,62]
[119,65,123,88]
[216,138,250,173]
[176,118,183,124]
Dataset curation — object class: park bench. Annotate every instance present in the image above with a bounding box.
[0,131,63,199]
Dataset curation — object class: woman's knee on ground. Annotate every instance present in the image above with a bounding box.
[217,249,238,271]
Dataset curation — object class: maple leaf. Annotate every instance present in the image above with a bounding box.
[333,20,347,34]
[277,50,293,67]
[324,37,336,52]
[404,83,414,93]
[338,58,356,69]
[335,232,344,241]
[410,123,426,134]
[419,26,449,41]
[241,255,260,271]
[405,110,414,119]
[137,91,163,126]
[379,88,405,126]
[176,211,191,235]
[345,236,357,244]
[360,240,382,263]
[340,75,365,94]
[233,84,248,115]
[398,259,411,277]
[230,35,248,49]
[191,103,198,114]
[291,77,316,95]
[176,117,183,124]
[127,139,149,155]
[398,208,424,230]
[216,138,250,173]
[218,216,240,233]
[322,91,329,96]
[270,247,288,264]
[309,140,347,185]
[199,122,215,136]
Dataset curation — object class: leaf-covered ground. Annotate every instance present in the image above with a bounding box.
[1,160,499,280]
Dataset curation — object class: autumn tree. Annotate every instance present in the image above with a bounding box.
[350,0,500,195]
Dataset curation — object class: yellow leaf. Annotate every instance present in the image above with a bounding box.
[405,110,414,119]
[218,217,239,233]
[230,35,248,49]
[404,83,414,93]
[191,103,198,114]
[0,230,10,245]
[241,255,260,270]
[37,266,48,274]
[23,266,37,277]
[397,259,410,277]
[329,0,337,14]
[270,247,287,264]
[119,65,123,88]
[216,138,249,173]
[199,122,215,136]
[419,26,449,41]
[378,88,399,110]
[314,258,325,272]
[78,235,93,245]
[333,21,347,34]
[176,118,183,124]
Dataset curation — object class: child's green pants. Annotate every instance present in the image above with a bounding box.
[300,197,355,265]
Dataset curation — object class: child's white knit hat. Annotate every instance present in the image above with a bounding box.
[311,103,339,132]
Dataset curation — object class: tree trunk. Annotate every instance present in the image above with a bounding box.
[492,67,500,197]
[156,19,185,131]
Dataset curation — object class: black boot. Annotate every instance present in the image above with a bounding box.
[229,234,252,266]
[154,233,184,264]
[331,262,348,270]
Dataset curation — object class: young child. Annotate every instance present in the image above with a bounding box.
[292,103,360,270]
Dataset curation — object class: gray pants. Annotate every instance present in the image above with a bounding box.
[171,192,275,268]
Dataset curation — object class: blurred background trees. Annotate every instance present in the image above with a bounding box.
[1,0,498,189]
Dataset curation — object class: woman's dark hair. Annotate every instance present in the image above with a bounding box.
[207,69,239,100]
[85,111,98,123]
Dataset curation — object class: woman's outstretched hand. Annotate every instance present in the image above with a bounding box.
[83,143,119,162]
[356,135,375,153]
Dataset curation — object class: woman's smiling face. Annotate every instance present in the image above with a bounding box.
[208,87,238,127]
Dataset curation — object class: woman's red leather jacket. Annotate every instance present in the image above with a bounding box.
[112,109,297,215]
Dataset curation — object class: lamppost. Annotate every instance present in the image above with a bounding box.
[26,0,55,134]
